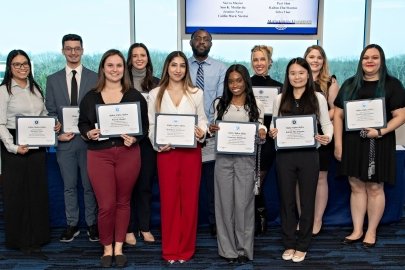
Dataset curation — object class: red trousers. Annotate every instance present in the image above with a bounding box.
[87,145,140,245]
[157,145,202,260]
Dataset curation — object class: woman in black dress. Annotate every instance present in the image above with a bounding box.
[250,45,282,235]
[334,44,405,248]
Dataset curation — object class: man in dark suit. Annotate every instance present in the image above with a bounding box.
[45,34,98,242]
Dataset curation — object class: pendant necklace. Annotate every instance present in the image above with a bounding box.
[294,99,300,108]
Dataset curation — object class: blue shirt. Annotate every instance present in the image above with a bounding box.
[188,56,227,122]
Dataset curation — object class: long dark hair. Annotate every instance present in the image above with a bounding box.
[214,64,260,122]
[94,49,132,93]
[0,49,42,97]
[342,44,389,101]
[279,57,319,117]
[155,51,195,112]
[126,42,156,91]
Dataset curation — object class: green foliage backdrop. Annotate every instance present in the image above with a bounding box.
[1,51,405,93]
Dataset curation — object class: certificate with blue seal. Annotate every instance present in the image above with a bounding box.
[215,121,258,155]
[273,115,317,149]
[96,102,142,138]
[16,116,58,147]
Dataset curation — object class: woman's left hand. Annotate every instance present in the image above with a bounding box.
[315,134,330,145]
[258,128,266,140]
[121,134,137,147]
[195,125,205,140]
[363,128,380,139]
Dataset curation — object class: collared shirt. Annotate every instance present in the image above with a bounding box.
[65,64,83,101]
[0,79,47,153]
[148,86,208,150]
[188,56,227,123]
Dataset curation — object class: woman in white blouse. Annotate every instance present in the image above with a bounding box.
[0,50,59,257]
[148,51,207,264]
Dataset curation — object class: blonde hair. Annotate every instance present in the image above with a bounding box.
[251,45,273,71]
[304,45,332,96]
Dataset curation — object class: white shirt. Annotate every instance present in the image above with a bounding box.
[148,86,208,150]
[65,64,83,103]
[0,79,48,153]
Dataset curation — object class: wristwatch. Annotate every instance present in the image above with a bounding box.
[377,129,382,138]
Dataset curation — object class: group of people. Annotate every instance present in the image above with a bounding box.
[0,28,404,267]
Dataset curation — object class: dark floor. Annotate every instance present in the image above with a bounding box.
[1,220,405,269]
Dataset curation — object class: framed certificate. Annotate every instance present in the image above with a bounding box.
[344,98,386,131]
[215,121,258,155]
[154,113,197,148]
[253,86,280,115]
[15,116,57,147]
[274,114,317,149]
[96,102,143,138]
[61,106,80,134]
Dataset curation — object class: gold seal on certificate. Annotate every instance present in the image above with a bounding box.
[274,115,317,149]
[344,98,386,131]
[215,121,258,155]
[16,116,57,147]
[154,113,197,148]
[61,106,80,134]
[96,102,143,138]
[253,87,280,115]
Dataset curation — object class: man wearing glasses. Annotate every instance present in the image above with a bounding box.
[188,29,227,237]
[45,34,98,242]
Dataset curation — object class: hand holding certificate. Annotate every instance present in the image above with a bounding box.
[215,121,258,155]
[154,113,197,148]
[96,102,143,137]
[344,98,386,131]
[16,116,58,147]
[273,115,317,149]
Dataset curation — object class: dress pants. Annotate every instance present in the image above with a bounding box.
[87,145,140,245]
[215,154,255,260]
[276,149,319,252]
[157,145,202,261]
[56,137,97,227]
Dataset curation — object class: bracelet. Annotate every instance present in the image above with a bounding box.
[377,129,382,138]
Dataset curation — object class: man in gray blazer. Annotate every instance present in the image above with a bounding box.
[45,34,98,242]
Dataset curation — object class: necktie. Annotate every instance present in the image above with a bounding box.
[71,70,78,106]
[196,62,204,91]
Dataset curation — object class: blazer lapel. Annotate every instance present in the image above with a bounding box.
[58,69,70,105]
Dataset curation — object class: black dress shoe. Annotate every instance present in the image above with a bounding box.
[100,255,113,268]
[342,235,364,245]
[210,224,217,237]
[312,227,322,238]
[238,255,249,264]
[362,241,376,248]
[87,224,99,242]
[222,257,237,263]
[60,226,80,242]
[115,254,128,267]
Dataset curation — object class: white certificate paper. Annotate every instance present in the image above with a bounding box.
[155,113,197,148]
[253,87,280,115]
[215,121,258,155]
[344,98,386,131]
[274,115,317,149]
[16,116,57,147]
[62,106,80,134]
[96,102,142,138]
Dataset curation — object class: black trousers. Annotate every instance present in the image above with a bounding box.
[1,140,50,249]
[129,138,157,232]
[276,149,319,252]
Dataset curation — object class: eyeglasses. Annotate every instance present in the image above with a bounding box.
[192,36,211,43]
[63,47,83,53]
[11,62,30,69]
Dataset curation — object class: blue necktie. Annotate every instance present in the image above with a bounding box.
[196,62,204,91]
